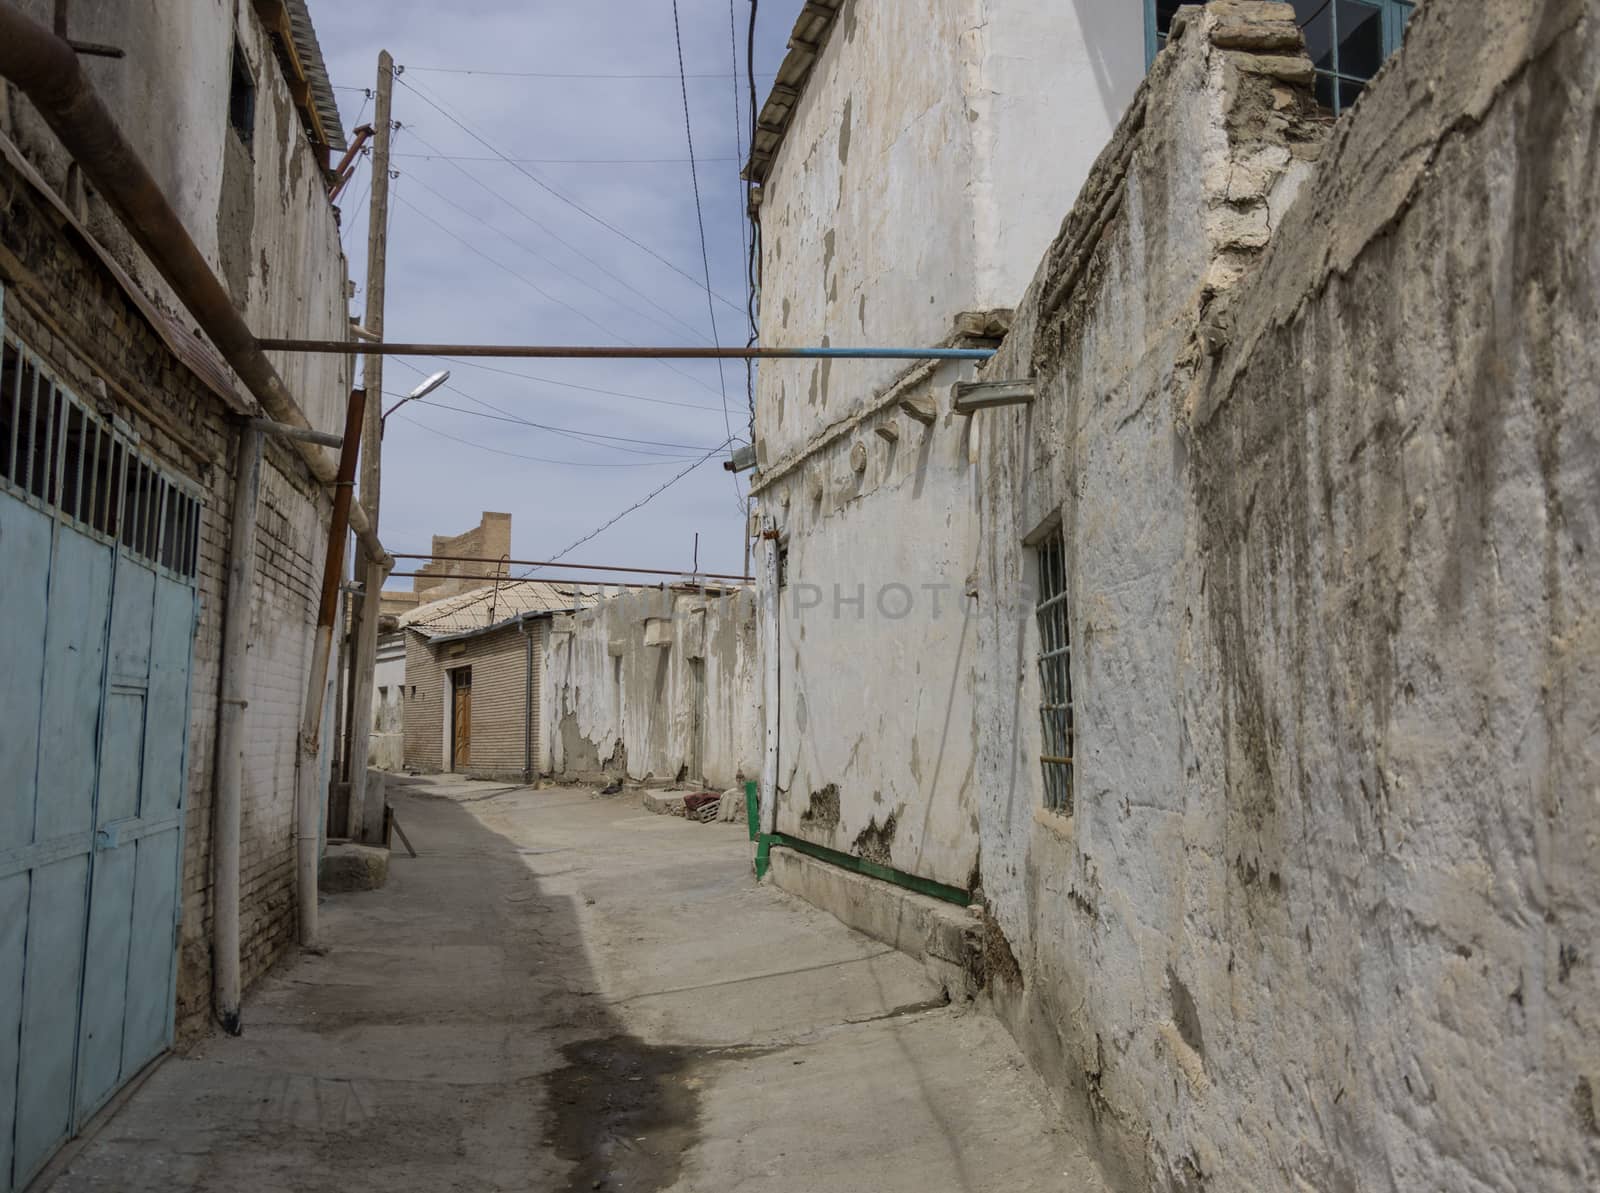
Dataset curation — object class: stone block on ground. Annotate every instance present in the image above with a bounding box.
[320,842,389,893]
[716,787,747,824]
[642,790,687,817]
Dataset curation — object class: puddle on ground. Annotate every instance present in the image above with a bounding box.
[544,1035,701,1193]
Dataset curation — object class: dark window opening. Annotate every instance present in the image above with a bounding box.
[1034,527,1075,815]
[229,43,256,147]
[1147,0,1413,115]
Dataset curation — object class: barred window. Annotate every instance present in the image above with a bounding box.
[1147,0,1415,115]
[1034,528,1074,815]
[1,334,201,580]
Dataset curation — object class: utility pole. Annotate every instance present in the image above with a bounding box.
[345,49,393,844]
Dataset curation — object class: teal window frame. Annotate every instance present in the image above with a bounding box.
[1145,0,1414,114]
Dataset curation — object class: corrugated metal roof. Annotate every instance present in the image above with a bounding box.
[285,0,347,151]
[399,580,642,639]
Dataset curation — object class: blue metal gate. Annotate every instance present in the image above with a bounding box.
[0,302,201,1192]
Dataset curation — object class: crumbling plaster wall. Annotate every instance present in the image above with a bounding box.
[973,2,1599,1189]
[754,0,1142,463]
[757,358,986,890]
[543,589,759,790]
[752,0,1143,891]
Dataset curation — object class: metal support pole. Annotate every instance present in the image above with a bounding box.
[346,49,394,843]
[212,421,261,1033]
[294,388,366,949]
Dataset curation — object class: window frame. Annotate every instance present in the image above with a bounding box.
[1144,0,1414,114]
[1032,525,1075,816]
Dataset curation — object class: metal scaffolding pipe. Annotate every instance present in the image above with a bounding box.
[255,339,998,362]
[0,3,389,566]
[295,388,367,949]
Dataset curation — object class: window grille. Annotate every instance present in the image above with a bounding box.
[1034,528,1074,814]
[1147,0,1415,114]
[0,333,202,580]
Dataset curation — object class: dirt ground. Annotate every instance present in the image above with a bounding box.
[36,777,1112,1192]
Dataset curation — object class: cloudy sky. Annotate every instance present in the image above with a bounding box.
[314,1,797,584]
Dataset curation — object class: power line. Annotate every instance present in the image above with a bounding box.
[391,411,705,467]
[399,125,709,344]
[732,0,757,438]
[393,182,732,403]
[398,163,706,349]
[407,398,713,455]
[393,71,744,314]
[387,358,722,457]
[425,355,731,415]
[518,436,736,577]
[671,0,734,449]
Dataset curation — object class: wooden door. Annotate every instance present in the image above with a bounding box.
[451,668,472,771]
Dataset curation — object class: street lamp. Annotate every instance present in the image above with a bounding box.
[380,369,450,431]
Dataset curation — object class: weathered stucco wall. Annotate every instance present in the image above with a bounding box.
[757,357,986,889]
[4,0,351,438]
[369,631,405,770]
[751,0,1145,892]
[543,589,759,790]
[972,2,1599,1189]
[754,0,1143,464]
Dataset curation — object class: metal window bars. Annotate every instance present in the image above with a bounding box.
[1034,528,1075,815]
[0,332,202,580]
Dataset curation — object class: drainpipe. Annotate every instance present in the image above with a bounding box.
[0,3,388,567]
[758,517,780,839]
[294,388,366,948]
[212,422,262,1034]
[522,618,535,785]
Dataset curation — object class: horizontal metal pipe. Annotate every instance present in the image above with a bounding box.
[256,339,997,362]
[248,418,343,448]
[392,553,750,581]
[387,571,749,586]
[0,4,389,566]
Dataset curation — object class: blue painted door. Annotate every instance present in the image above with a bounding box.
[0,320,201,1192]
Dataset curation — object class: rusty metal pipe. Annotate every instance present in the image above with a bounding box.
[390,553,750,581]
[295,388,366,948]
[0,3,389,566]
[256,339,997,362]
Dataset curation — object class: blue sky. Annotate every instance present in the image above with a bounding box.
[315,1,797,582]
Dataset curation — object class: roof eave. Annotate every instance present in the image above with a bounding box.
[742,0,844,185]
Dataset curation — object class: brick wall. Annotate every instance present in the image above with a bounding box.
[402,620,540,780]
[0,151,336,1039]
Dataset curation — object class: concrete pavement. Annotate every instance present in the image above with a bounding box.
[37,777,1112,1192]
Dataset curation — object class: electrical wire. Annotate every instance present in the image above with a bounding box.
[517,435,736,578]
[399,163,704,348]
[393,71,744,314]
[390,412,704,467]
[393,184,731,404]
[671,0,734,450]
[732,0,756,436]
[406,397,715,455]
[426,355,729,414]
[399,125,709,344]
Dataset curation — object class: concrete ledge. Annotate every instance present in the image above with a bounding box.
[765,847,979,997]
[319,843,389,893]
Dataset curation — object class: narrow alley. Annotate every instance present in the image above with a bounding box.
[34,779,1110,1193]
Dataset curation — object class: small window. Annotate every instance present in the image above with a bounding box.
[229,43,256,147]
[1034,528,1074,815]
[1146,0,1414,115]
